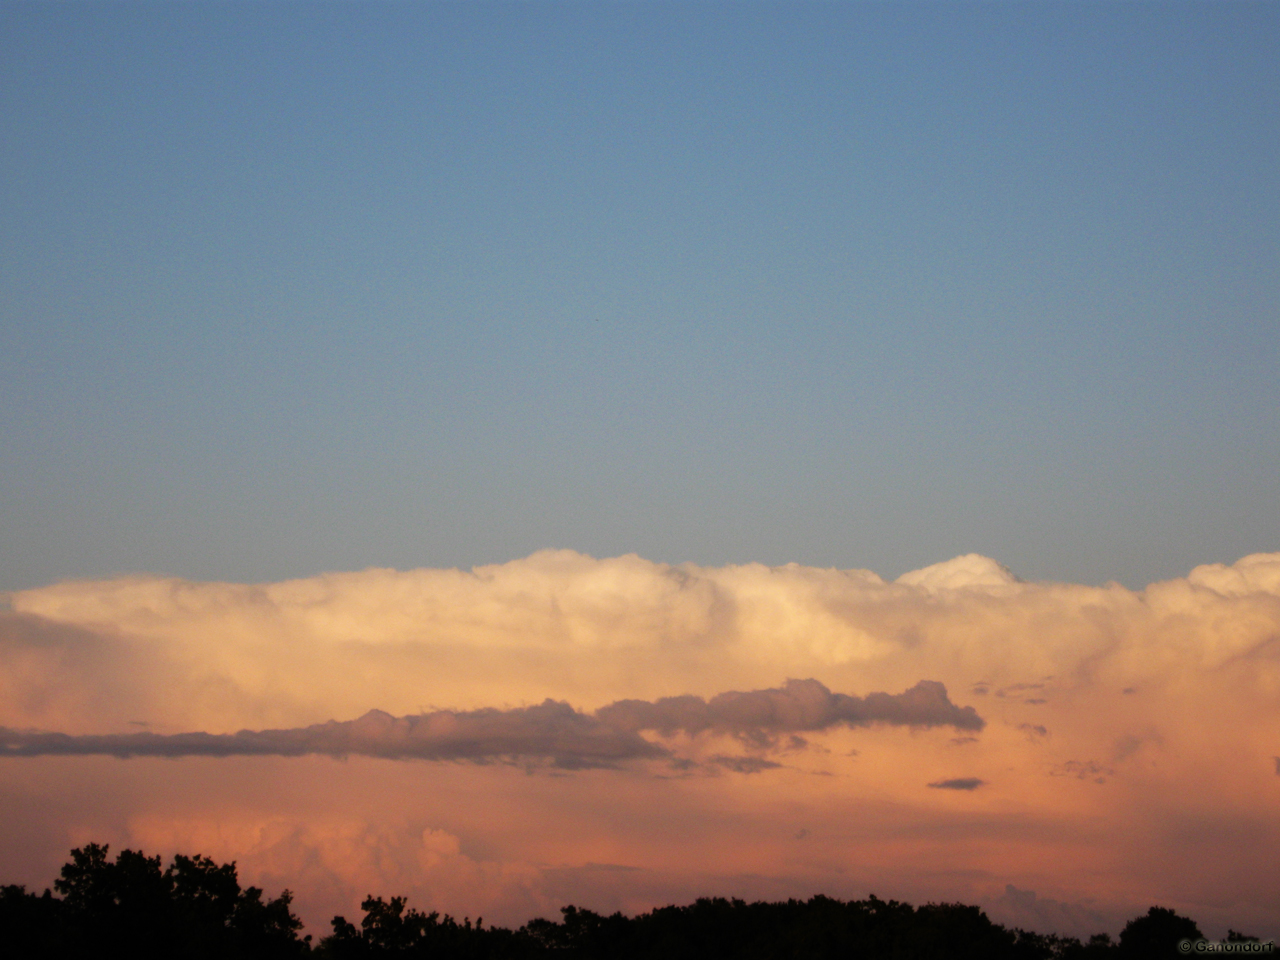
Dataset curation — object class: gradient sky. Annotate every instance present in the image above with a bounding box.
[2,1,1276,592]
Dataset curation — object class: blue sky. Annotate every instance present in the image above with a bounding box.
[2,1,1276,591]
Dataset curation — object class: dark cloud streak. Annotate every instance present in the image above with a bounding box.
[928,778,986,791]
[0,701,661,769]
[596,679,984,743]
[0,679,982,769]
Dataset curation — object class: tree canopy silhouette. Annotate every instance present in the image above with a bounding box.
[1117,906,1204,959]
[0,844,1232,960]
[2,843,307,959]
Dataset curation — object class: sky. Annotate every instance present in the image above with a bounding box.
[1,0,1278,942]
[2,0,1277,591]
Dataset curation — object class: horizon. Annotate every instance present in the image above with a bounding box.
[4,839,1246,950]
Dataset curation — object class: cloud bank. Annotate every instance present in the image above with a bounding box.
[0,679,980,767]
[1,551,1278,939]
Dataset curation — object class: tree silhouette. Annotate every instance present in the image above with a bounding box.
[1,843,1240,960]
[0,843,310,959]
[319,894,515,959]
[1118,907,1203,959]
[1227,930,1262,942]
[1,883,68,959]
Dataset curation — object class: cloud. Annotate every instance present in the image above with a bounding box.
[894,554,1020,591]
[989,885,1112,940]
[0,703,659,768]
[2,550,1280,938]
[596,678,984,742]
[6,550,1280,738]
[0,679,980,768]
[708,756,783,774]
[1052,760,1112,784]
[120,812,550,934]
[927,777,985,791]
[995,683,1050,705]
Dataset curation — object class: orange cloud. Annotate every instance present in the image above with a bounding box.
[1,551,1277,939]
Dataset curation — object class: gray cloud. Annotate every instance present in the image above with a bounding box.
[595,678,984,745]
[708,756,783,774]
[990,884,1111,941]
[1052,760,1111,784]
[995,682,1049,705]
[928,777,985,790]
[0,701,661,769]
[0,679,981,768]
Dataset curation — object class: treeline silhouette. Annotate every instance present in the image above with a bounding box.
[0,845,1262,959]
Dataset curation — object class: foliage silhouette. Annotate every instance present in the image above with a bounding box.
[318,893,534,959]
[2,843,308,959]
[0,844,1224,960]
[1227,930,1263,942]
[513,895,1115,960]
[1117,906,1203,959]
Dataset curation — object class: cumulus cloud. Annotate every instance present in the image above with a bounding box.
[894,554,1020,591]
[120,812,550,934]
[2,550,1279,938]
[595,678,983,741]
[989,885,1112,940]
[6,550,1280,736]
[0,679,981,768]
